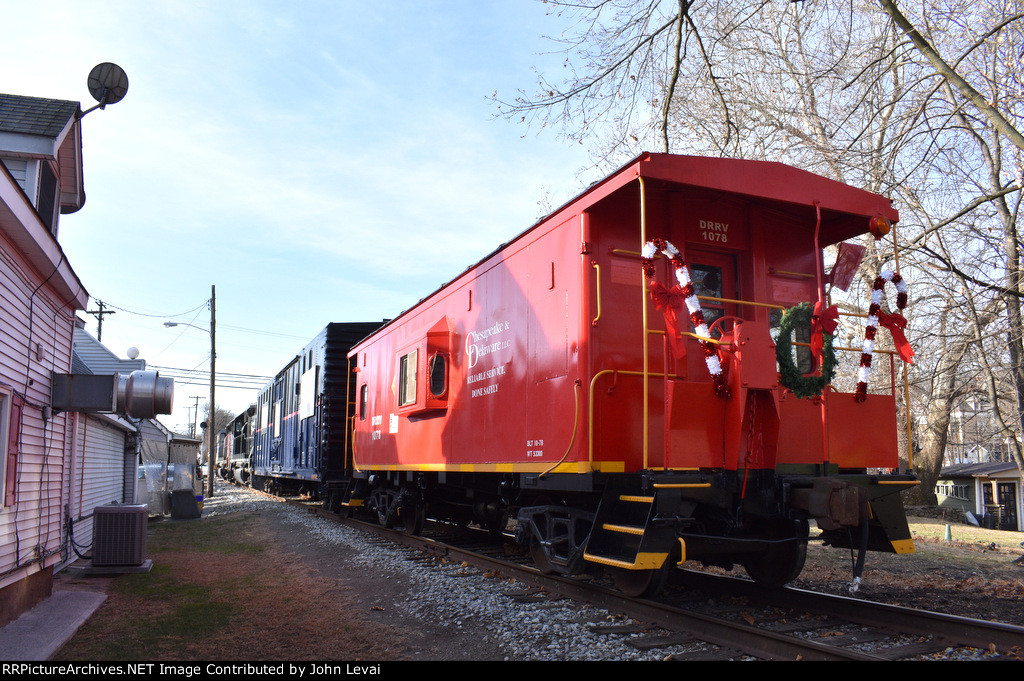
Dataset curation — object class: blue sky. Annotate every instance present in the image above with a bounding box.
[2,1,609,432]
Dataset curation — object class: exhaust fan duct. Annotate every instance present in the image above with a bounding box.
[117,370,173,419]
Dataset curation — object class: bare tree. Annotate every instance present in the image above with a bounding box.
[498,0,1024,499]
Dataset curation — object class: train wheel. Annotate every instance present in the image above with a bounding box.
[484,513,508,537]
[372,489,398,528]
[529,541,556,575]
[399,498,425,535]
[742,520,809,588]
[610,560,673,599]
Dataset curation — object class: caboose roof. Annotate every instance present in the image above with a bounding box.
[354,152,899,344]
[557,152,898,247]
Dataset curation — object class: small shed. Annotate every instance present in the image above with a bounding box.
[135,421,201,514]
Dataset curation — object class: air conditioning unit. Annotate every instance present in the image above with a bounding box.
[92,504,148,566]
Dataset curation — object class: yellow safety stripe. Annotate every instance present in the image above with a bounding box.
[890,539,915,554]
[583,551,668,570]
[602,523,645,536]
[353,461,627,474]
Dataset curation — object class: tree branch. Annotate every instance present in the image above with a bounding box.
[876,0,1024,151]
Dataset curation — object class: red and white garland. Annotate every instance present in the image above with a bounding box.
[642,238,730,398]
[855,270,912,402]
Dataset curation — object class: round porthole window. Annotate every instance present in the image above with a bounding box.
[428,353,447,398]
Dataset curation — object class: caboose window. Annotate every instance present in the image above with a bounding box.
[692,264,726,335]
[359,384,368,420]
[399,350,418,406]
[770,309,814,374]
[428,353,447,398]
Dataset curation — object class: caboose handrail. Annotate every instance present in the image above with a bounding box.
[589,368,680,467]
[697,295,786,312]
[639,176,651,469]
[649,327,731,347]
[539,381,581,478]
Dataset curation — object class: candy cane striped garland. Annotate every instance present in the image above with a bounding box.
[642,239,730,398]
[855,271,908,402]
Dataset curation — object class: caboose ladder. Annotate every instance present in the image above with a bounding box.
[583,490,675,571]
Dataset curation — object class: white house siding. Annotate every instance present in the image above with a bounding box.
[72,326,145,375]
[0,225,81,594]
[0,158,28,193]
[64,413,134,560]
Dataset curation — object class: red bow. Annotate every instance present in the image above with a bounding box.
[649,282,687,357]
[810,301,839,369]
[877,311,915,363]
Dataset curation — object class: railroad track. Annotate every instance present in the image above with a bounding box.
[272,492,1024,661]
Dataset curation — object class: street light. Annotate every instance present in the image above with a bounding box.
[164,284,216,498]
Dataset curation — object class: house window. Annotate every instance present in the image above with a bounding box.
[398,350,418,407]
[936,483,969,501]
[0,391,8,505]
[37,161,58,234]
[1,390,23,507]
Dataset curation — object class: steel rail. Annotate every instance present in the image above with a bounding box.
[311,507,884,661]
[693,570,1024,654]
[278,493,1022,661]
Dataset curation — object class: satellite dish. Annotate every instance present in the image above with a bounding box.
[126,347,139,359]
[86,62,129,109]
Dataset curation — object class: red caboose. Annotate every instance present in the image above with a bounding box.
[347,153,916,595]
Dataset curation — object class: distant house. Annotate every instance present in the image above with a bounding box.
[0,94,89,626]
[936,462,1022,532]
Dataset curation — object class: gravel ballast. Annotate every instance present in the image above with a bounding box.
[204,484,716,661]
[116,482,1020,661]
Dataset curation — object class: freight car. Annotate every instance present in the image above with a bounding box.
[216,406,255,485]
[342,152,918,597]
[246,322,384,498]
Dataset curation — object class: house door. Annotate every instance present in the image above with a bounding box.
[997,482,1018,531]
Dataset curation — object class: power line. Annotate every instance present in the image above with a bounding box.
[148,364,272,381]
[155,377,267,389]
[94,299,209,319]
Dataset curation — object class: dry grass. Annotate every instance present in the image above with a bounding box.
[55,507,1024,661]
[55,512,407,661]
[794,515,1024,625]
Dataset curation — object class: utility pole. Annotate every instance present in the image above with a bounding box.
[86,300,115,341]
[207,285,216,498]
[190,396,202,438]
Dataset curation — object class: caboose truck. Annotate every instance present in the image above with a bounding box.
[347,152,918,597]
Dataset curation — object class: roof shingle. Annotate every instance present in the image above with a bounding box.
[0,94,80,138]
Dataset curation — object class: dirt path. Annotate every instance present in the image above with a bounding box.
[54,499,506,661]
[53,491,1024,660]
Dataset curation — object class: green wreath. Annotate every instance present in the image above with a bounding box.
[776,302,837,399]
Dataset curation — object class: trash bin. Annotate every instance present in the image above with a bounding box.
[170,489,201,519]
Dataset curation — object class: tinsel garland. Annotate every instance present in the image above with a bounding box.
[855,271,910,402]
[641,238,730,399]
